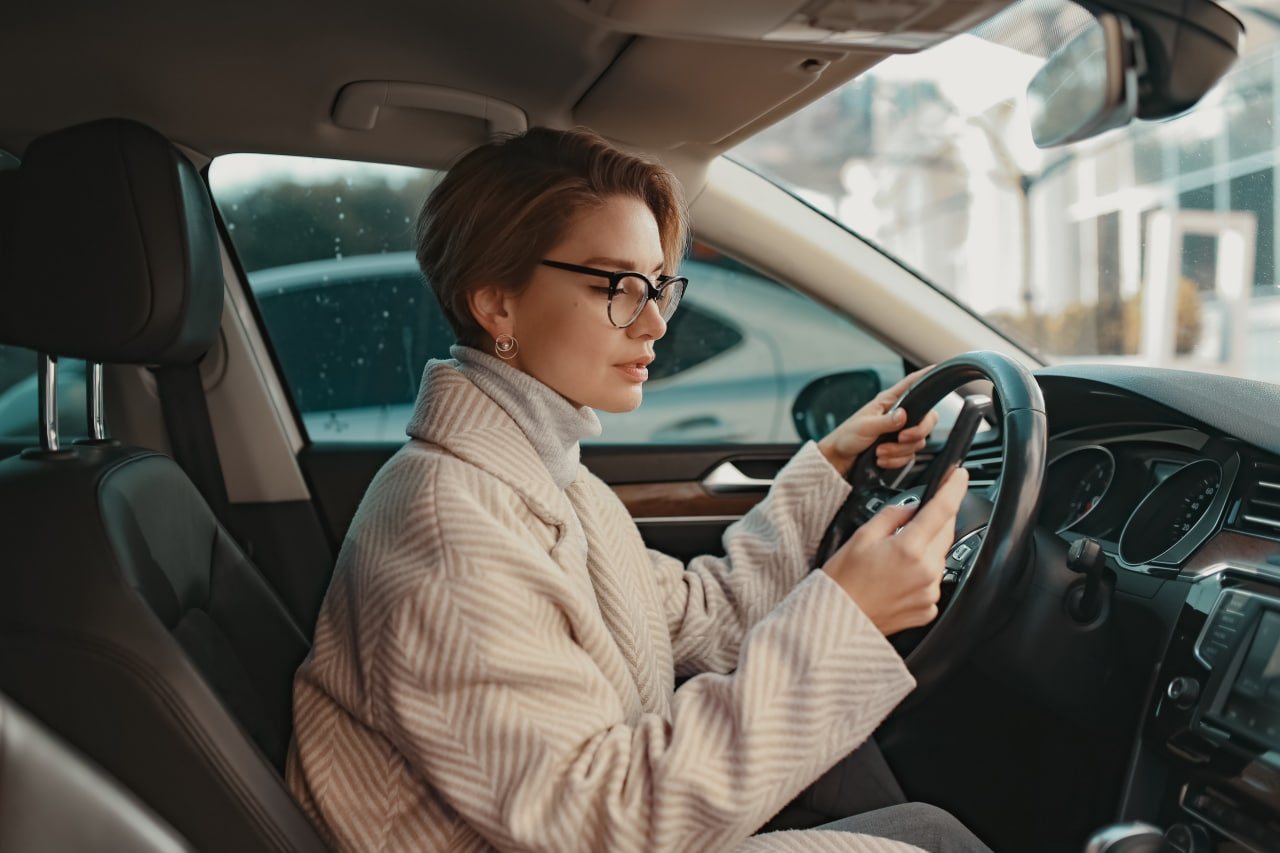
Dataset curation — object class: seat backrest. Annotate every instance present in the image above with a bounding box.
[0,690,192,853]
[0,119,327,853]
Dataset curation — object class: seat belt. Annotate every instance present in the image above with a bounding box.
[151,361,249,555]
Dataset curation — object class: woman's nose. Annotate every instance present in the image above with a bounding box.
[628,298,667,340]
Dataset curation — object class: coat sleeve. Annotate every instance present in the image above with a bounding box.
[650,439,856,675]
[373,464,913,853]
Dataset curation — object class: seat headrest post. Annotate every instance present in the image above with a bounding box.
[37,353,59,452]
[88,362,106,440]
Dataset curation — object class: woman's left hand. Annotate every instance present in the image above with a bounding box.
[817,367,940,477]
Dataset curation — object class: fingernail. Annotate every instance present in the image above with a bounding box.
[895,410,907,422]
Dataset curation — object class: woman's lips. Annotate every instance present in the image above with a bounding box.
[615,364,649,382]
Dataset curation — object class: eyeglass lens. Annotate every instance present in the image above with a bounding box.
[610,274,687,327]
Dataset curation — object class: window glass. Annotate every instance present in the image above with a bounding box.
[732,0,1280,385]
[209,154,905,446]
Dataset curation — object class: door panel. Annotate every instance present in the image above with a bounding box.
[301,441,810,563]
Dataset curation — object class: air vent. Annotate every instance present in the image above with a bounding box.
[963,447,1003,489]
[1237,461,1280,537]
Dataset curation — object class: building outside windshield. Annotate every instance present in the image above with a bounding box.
[733,0,1280,385]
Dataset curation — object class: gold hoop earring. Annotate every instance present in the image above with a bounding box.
[494,333,519,360]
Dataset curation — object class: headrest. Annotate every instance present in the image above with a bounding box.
[0,119,223,365]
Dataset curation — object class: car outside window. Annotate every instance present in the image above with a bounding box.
[208,154,905,446]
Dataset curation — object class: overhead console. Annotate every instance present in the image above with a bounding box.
[558,0,1008,50]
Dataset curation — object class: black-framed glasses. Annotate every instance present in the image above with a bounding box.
[540,259,688,328]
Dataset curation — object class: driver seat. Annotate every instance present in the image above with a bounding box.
[0,119,327,852]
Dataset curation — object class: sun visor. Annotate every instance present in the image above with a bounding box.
[576,38,857,148]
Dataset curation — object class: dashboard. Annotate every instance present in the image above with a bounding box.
[1001,365,1280,851]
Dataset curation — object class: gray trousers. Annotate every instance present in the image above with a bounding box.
[756,740,992,852]
[815,803,993,852]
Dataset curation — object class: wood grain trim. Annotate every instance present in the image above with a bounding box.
[612,481,763,518]
[1184,530,1280,575]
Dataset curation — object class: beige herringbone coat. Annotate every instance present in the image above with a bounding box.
[287,360,920,852]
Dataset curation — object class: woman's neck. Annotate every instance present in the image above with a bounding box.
[449,344,602,490]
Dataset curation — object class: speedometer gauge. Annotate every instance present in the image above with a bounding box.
[1119,459,1225,567]
[1041,446,1115,533]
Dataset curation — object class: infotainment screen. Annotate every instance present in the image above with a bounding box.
[1219,609,1280,749]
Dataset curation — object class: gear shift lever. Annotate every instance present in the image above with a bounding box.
[1084,822,1166,853]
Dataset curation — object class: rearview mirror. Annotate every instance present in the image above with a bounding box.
[791,370,881,442]
[1027,13,1138,148]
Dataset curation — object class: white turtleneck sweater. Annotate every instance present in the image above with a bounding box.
[447,344,603,490]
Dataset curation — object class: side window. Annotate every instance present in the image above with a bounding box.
[251,266,451,415]
[593,243,905,445]
[209,155,447,443]
[208,154,905,447]
[648,302,744,382]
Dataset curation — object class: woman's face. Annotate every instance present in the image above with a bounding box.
[483,194,669,413]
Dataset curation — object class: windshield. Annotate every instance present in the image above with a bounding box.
[733,0,1280,385]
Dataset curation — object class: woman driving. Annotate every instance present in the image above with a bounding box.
[286,127,990,852]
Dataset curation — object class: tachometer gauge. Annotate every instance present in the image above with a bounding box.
[1041,446,1115,533]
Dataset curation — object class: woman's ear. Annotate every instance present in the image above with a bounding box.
[466,284,516,342]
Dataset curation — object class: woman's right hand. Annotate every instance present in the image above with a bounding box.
[822,467,970,636]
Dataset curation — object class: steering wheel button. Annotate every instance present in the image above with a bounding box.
[950,543,973,563]
[865,497,885,513]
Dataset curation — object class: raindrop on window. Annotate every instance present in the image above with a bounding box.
[335,196,343,204]
[338,212,345,220]
[382,310,390,318]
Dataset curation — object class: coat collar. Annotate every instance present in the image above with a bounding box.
[405,360,581,533]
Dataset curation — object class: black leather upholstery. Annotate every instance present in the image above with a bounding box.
[0,118,222,365]
[0,120,328,851]
[0,691,192,852]
[0,444,326,852]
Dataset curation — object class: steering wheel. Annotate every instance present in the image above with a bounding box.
[814,351,1047,697]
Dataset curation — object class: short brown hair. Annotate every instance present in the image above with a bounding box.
[415,127,689,346]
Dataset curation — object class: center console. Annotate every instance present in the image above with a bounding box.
[1139,568,1280,851]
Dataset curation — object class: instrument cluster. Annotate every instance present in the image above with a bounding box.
[1038,433,1239,569]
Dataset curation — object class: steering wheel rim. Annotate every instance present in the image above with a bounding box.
[815,350,1048,695]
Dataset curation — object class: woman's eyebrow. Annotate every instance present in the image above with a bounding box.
[582,256,666,274]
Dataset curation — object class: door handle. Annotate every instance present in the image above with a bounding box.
[702,461,774,493]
